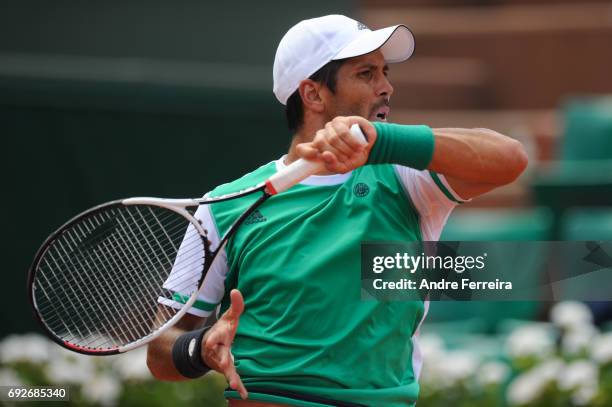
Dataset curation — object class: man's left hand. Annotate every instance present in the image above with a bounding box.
[201,289,248,399]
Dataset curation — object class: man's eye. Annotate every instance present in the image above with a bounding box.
[359,70,373,79]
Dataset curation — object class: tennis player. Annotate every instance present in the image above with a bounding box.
[147,14,527,407]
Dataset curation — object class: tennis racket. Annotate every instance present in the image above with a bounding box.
[27,124,366,356]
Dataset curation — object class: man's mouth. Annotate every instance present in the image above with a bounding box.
[372,105,390,122]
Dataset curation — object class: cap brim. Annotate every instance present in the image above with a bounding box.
[333,24,415,63]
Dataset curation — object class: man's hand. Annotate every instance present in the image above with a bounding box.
[296,116,377,174]
[201,289,248,399]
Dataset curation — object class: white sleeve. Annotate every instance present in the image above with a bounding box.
[157,203,229,317]
[393,165,471,241]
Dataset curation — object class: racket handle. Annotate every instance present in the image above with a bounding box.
[265,124,367,195]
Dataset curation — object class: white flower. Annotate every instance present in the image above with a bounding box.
[558,360,598,391]
[562,324,599,355]
[0,333,50,364]
[532,358,564,381]
[506,324,555,359]
[573,383,598,406]
[557,360,599,406]
[507,371,543,406]
[81,373,121,406]
[420,336,492,390]
[0,368,24,386]
[111,347,151,381]
[476,361,510,386]
[550,301,593,330]
[422,351,480,389]
[506,359,564,406]
[591,332,612,364]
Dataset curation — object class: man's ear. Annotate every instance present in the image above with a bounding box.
[298,79,325,113]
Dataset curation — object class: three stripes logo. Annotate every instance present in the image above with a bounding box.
[245,209,267,225]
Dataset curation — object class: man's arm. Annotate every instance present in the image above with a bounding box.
[146,289,248,399]
[146,311,206,381]
[429,127,528,200]
[295,117,528,199]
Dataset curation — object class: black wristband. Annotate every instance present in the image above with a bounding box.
[171,326,212,378]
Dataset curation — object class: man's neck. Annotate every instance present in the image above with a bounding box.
[284,118,326,166]
[284,133,308,166]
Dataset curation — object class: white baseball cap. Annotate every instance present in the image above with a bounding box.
[273,14,415,105]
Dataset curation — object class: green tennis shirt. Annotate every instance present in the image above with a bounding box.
[167,157,466,406]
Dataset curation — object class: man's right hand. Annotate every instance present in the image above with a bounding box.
[296,116,377,174]
[201,289,248,399]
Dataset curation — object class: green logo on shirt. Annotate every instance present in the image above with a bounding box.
[353,183,370,197]
[245,209,267,225]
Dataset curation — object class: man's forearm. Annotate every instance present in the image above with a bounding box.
[429,128,528,186]
[146,312,206,381]
[368,122,527,186]
[146,290,246,399]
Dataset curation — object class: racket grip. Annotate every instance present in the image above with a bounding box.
[265,124,367,195]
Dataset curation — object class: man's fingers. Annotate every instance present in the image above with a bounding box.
[295,143,319,160]
[320,122,357,168]
[217,346,230,370]
[202,341,222,369]
[321,151,339,167]
[225,362,248,399]
[204,345,248,399]
[314,125,353,161]
[321,151,350,174]
[224,289,244,321]
[325,122,354,157]
[295,116,376,173]
[331,119,366,151]
[236,379,249,400]
[202,327,234,369]
[231,372,248,400]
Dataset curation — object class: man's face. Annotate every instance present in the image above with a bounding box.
[324,50,394,123]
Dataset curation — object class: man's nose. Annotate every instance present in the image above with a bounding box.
[378,75,394,98]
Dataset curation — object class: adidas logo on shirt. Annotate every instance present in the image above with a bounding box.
[245,209,267,225]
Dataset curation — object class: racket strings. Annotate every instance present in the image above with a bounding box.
[37,207,206,331]
[117,207,205,292]
[38,207,191,348]
[57,225,144,344]
[43,218,167,345]
[82,206,196,340]
[38,215,162,348]
[33,204,207,351]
